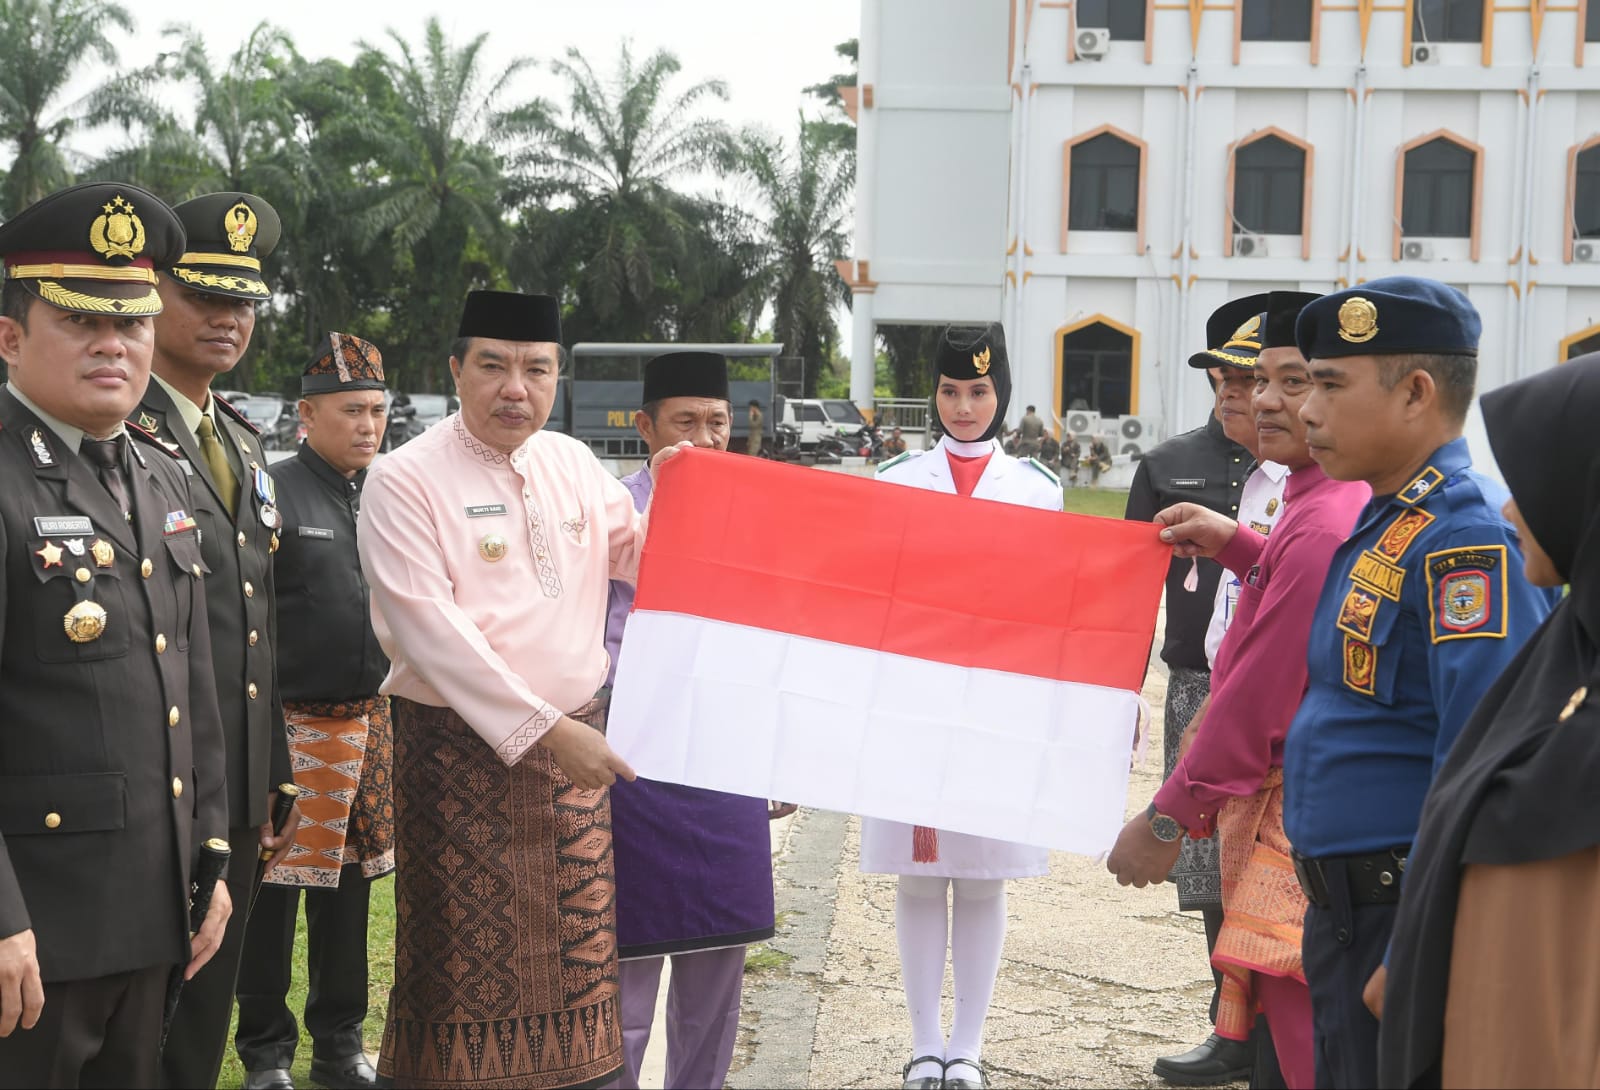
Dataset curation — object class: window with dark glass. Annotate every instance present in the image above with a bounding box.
[1588,0,1600,41]
[1577,145,1600,239]
[1242,0,1313,41]
[1413,0,1484,42]
[1566,329,1600,361]
[1402,138,1475,238]
[1060,322,1134,418]
[1233,136,1305,235]
[1068,133,1141,232]
[1076,0,1147,39]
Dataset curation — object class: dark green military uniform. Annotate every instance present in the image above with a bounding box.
[129,192,295,1090]
[0,182,229,1087]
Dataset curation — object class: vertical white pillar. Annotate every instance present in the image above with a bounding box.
[849,0,882,406]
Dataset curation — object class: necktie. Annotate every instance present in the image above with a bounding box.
[197,413,239,518]
[81,435,133,521]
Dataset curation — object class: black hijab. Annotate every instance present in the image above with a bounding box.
[1377,352,1600,1089]
[933,323,1011,443]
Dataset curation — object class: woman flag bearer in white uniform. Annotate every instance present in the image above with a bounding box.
[866,323,1064,1090]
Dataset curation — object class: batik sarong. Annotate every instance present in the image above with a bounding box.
[1164,666,1222,910]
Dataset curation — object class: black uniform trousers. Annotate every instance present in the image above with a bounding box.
[234,863,372,1069]
[1300,860,1399,1090]
[160,824,262,1089]
[0,965,168,1089]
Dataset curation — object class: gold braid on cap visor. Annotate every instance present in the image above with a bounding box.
[6,263,158,284]
[170,267,269,296]
[34,281,163,316]
[175,251,262,271]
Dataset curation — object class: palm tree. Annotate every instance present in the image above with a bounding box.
[741,118,855,396]
[0,0,163,214]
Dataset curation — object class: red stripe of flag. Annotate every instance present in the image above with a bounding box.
[637,449,1169,691]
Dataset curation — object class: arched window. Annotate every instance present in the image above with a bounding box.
[1413,0,1484,42]
[1576,143,1600,240]
[1401,136,1477,238]
[1563,325,1600,362]
[1233,133,1309,237]
[1066,132,1142,233]
[1242,0,1313,40]
[1057,318,1137,417]
[1076,0,1147,38]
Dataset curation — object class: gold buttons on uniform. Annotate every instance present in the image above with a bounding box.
[44,813,61,830]
[168,706,181,727]
[244,580,255,598]
[192,563,202,578]
[172,777,183,799]
[237,531,247,548]
[1559,686,1589,723]
[248,682,259,700]
[75,567,91,584]
[141,558,154,578]
[249,630,259,646]
[156,634,167,654]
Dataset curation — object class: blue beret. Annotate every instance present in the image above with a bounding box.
[1295,276,1480,361]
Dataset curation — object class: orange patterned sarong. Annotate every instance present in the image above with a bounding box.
[1211,768,1307,1042]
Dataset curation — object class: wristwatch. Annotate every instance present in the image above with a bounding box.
[1145,802,1183,843]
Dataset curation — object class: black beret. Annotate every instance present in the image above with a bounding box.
[169,192,282,300]
[1261,291,1322,351]
[1188,293,1270,370]
[302,332,386,396]
[0,181,184,317]
[1296,276,1481,361]
[642,351,730,405]
[458,290,562,344]
[936,322,1007,381]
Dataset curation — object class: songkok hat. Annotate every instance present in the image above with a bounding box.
[1296,276,1481,361]
[168,192,281,300]
[642,351,730,405]
[934,322,1011,443]
[457,290,562,344]
[302,332,386,396]
[1260,291,1323,351]
[0,181,184,317]
[1188,294,1269,370]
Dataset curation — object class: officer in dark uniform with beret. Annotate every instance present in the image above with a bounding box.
[1282,276,1559,1088]
[129,192,298,1089]
[0,182,231,1086]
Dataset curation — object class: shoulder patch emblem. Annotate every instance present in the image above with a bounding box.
[1398,466,1445,506]
[1374,508,1435,562]
[1026,457,1060,487]
[1425,545,1508,642]
[1343,635,1378,696]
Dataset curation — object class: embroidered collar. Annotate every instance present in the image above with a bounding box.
[453,414,511,466]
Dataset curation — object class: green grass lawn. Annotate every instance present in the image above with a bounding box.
[1062,487,1129,519]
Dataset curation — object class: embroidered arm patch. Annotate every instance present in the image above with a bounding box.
[1424,545,1508,642]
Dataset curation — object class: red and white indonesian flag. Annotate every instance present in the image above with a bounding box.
[608,449,1169,855]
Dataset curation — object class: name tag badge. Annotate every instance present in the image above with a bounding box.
[465,504,508,518]
[1170,478,1205,489]
[34,516,95,537]
[297,526,335,540]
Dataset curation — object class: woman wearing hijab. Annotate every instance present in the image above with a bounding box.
[866,323,1064,1090]
[1376,351,1600,1089]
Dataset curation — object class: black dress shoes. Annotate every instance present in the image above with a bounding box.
[1152,1033,1253,1086]
[243,1071,294,1090]
[901,1054,945,1090]
[309,1051,381,1089]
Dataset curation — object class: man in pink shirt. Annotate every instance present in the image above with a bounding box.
[358,291,677,1089]
[1107,291,1371,1089]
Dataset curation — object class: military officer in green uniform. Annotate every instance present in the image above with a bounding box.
[129,192,299,1089]
[0,182,231,1086]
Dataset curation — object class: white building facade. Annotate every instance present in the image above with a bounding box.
[842,0,1600,448]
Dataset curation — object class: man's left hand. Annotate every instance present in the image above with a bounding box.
[648,441,693,478]
[258,792,301,876]
[1363,964,1387,1020]
[1106,812,1182,888]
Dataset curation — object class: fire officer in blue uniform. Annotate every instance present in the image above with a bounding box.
[1281,277,1559,1089]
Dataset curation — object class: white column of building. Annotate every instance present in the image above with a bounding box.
[1009,64,1033,429]
[848,0,881,406]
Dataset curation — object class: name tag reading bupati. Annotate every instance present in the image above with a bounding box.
[297,526,335,540]
[35,516,95,537]
[465,504,508,518]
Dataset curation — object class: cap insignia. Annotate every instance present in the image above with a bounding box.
[1337,297,1378,344]
[225,201,259,253]
[973,346,992,375]
[1232,315,1262,341]
[89,195,146,263]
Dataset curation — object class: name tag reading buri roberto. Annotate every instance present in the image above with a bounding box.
[465,504,508,518]
[35,516,94,537]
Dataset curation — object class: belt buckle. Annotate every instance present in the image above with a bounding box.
[1292,852,1323,905]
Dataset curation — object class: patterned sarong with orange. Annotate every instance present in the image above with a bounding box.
[267,695,396,888]
[379,694,622,1090]
[1211,768,1307,1042]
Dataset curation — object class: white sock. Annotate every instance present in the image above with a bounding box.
[896,874,950,1080]
[947,877,1007,1071]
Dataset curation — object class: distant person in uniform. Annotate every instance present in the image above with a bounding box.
[883,426,908,457]
[746,398,764,456]
[234,335,395,1090]
[1062,433,1081,486]
[0,182,231,1087]
[1016,404,1044,458]
[1086,435,1112,485]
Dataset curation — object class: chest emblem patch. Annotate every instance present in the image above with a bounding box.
[1343,635,1377,696]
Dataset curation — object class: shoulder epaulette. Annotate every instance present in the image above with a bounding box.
[213,394,261,436]
[127,420,183,459]
[876,450,919,475]
[1026,457,1060,487]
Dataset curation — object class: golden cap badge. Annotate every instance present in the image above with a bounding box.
[1337,297,1379,344]
[478,534,508,562]
[89,195,147,262]
[972,346,992,375]
[1232,315,1262,341]
[225,201,258,253]
[63,600,108,643]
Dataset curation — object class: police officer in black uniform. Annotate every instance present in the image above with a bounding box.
[0,182,231,1087]
[130,192,298,1089]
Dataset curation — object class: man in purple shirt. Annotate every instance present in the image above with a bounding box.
[604,352,776,1090]
[1108,292,1370,1089]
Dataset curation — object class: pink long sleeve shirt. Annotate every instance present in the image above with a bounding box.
[357,415,647,766]
[1153,463,1371,835]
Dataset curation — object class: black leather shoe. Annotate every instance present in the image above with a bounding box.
[243,1070,294,1090]
[902,1055,945,1090]
[1152,1033,1253,1086]
[309,1051,380,1089]
[942,1057,988,1089]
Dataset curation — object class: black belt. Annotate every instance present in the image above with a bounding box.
[1291,847,1409,908]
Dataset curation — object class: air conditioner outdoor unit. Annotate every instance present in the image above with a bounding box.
[1076,27,1110,59]
[1064,409,1101,437]
[1402,239,1436,261]
[1412,43,1440,65]
[1234,233,1268,258]
[1111,415,1162,456]
[1575,240,1600,263]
